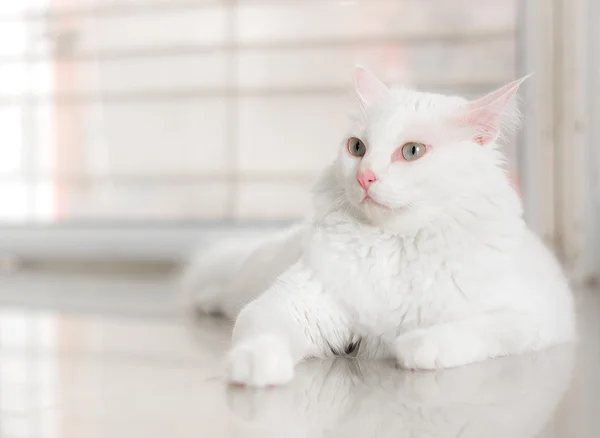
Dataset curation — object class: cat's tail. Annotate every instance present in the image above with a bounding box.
[182,223,304,319]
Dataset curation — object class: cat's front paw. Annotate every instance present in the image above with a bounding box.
[394,329,466,370]
[227,335,295,387]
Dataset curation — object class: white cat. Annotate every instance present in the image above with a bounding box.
[185,66,576,386]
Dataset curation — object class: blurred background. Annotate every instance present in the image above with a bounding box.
[0,0,597,295]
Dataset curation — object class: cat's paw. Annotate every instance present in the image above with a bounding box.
[227,335,295,387]
[394,329,466,370]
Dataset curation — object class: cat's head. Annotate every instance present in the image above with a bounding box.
[322,66,527,231]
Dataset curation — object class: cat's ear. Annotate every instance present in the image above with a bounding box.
[463,74,531,145]
[354,65,390,106]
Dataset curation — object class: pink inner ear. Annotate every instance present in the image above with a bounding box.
[463,75,530,145]
[354,65,390,106]
[465,104,504,145]
[469,75,530,110]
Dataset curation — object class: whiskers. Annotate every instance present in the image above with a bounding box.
[314,191,351,231]
[312,170,416,231]
[313,181,372,231]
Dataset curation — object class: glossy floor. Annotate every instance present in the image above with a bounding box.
[0,272,598,438]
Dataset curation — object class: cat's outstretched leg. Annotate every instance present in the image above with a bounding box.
[228,263,351,386]
[393,311,574,370]
[183,224,304,318]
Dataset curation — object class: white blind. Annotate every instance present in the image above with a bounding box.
[0,0,517,222]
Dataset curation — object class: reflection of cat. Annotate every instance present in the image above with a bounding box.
[228,346,574,438]
[186,67,576,386]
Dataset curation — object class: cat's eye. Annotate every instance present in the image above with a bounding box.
[401,142,427,161]
[347,137,366,157]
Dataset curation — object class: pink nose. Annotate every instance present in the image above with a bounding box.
[356,170,377,190]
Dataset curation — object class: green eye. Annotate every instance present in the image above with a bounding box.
[401,142,426,161]
[347,137,366,157]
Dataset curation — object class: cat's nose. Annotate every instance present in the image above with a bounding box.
[356,170,377,190]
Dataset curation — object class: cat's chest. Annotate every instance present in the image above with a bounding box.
[306,226,483,333]
[320,235,432,287]
[311,230,458,296]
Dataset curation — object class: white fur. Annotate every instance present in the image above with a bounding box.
[185,71,576,386]
[184,225,303,318]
